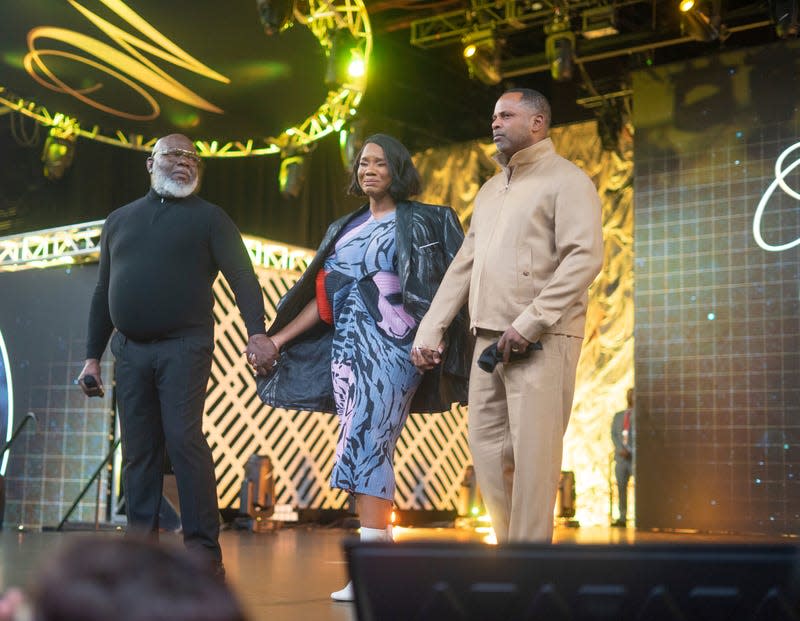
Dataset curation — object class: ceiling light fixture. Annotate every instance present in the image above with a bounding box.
[325,28,364,88]
[545,15,575,82]
[679,0,726,41]
[42,127,77,181]
[461,29,502,85]
[279,153,307,199]
[581,6,619,39]
[256,0,296,35]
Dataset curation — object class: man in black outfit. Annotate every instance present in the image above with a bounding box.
[78,134,278,575]
[610,387,634,527]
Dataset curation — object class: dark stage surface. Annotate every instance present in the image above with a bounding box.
[1,524,795,621]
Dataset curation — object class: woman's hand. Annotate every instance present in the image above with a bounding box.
[245,334,279,376]
[411,343,444,372]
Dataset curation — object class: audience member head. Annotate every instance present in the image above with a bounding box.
[348,133,421,201]
[29,536,247,621]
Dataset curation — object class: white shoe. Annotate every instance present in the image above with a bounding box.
[331,581,354,602]
[330,526,390,602]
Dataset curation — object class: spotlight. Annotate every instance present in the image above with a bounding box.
[680,10,720,40]
[256,0,295,36]
[461,30,501,85]
[41,130,76,181]
[679,0,725,41]
[339,120,366,170]
[768,0,800,37]
[325,28,364,88]
[581,6,619,39]
[279,154,307,199]
[545,16,575,82]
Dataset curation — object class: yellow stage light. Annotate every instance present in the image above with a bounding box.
[680,0,724,41]
[279,154,306,199]
[545,15,575,82]
[42,128,77,181]
[348,57,365,78]
[325,28,363,87]
[460,30,500,85]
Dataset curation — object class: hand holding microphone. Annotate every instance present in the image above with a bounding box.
[76,359,105,398]
[79,374,105,398]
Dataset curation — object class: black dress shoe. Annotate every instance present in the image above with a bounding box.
[211,561,226,582]
[610,519,626,527]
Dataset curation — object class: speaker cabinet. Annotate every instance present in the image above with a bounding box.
[346,542,800,621]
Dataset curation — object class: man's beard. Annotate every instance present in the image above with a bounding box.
[151,169,198,198]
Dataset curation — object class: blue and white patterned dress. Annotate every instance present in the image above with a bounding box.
[322,210,422,501]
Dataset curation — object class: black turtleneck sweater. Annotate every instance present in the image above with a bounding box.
[86,189,266,359]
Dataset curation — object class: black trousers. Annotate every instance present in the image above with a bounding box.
[111,331,221,563]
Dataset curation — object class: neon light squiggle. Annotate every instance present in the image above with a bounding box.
[0,330,13,476]
[23,0,229,119]
[753,141,800,252]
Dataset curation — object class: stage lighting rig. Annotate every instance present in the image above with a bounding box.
[679,0,727,41]
[256,0,296,36]
[279,153,307,199]
[41,128,77,181]
[545,15,575,82]
[581,6,619,39]
[325,28,365,88]
[461,29,501,85]
[339,120,366,170]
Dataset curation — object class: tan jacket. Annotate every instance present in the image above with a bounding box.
[414,137,603,347]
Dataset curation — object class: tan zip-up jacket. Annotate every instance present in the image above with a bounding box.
[414,137,603,348]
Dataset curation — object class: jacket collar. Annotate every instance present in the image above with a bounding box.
[493,137,555,170]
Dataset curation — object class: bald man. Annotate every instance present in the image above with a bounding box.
[78,135,277,576]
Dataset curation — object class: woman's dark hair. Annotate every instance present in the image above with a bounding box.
[347,133,422,201]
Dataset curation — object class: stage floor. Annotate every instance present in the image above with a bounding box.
[0,523,794,621]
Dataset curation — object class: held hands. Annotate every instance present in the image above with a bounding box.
[411,343,445,372]
[77,359,105,397]
[245,334,280,376]
[496,327,531,365]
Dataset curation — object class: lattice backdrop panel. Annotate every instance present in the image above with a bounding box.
[206,268,471,512]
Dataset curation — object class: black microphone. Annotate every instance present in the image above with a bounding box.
[77,375,105,398]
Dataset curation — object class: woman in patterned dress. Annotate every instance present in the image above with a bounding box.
[257,134,471,601]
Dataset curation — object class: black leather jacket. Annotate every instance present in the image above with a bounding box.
[257,200,472,414]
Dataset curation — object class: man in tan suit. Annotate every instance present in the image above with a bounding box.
[412,88,603,543]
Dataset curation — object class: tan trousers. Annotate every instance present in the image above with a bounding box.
[468,331,583,543]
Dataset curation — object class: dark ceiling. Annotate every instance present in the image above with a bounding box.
[360,0,784,149]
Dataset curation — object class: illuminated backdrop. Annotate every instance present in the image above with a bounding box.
[633,40,800,535]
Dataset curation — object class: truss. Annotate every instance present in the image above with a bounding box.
[411,0,592,48]
[0,221,315,273]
